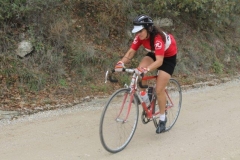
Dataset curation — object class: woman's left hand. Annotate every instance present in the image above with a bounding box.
[134,67,148,75]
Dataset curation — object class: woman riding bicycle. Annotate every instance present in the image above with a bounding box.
[115,14,178,134]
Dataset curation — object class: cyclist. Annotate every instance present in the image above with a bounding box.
[115,14,178,134]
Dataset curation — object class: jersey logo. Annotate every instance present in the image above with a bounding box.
[133,37,138,44]
[155,40,162,50]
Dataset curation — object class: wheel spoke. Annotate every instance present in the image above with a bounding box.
[165,79,182,131]
[151,79,182,130]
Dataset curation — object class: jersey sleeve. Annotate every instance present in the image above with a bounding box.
[154,36,165,56]
[130,36,142,51]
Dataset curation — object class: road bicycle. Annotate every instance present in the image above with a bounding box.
[99,68,182,153]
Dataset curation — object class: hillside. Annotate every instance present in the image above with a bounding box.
[0,0,240,112]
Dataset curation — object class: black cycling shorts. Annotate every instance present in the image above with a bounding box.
[146,52,177,76]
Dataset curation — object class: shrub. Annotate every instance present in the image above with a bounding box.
[212,60,224,74]
[132,0,239,31]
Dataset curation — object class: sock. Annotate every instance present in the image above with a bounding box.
[159,114,165,121]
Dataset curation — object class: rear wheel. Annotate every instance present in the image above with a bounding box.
[152,95,160,128]
[164,78,182,131]
[152,79,182,130]
[99,88,139,153]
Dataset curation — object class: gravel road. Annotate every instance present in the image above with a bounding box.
[0,79,240,160]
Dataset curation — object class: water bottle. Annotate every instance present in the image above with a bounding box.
[140,91,150,107]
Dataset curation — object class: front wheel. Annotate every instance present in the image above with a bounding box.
[99,88,139,153]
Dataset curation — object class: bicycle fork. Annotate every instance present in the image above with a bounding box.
[115,92,135,123]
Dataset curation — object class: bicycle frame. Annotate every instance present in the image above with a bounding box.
[141,75,175,119]
[106,69,174,122]
[141,75,158,119]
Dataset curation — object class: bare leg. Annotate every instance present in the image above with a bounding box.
[138,56,154,90]
[155,70,171,115]
[155,70,171,133]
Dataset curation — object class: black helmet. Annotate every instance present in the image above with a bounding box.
[132,15,154,33]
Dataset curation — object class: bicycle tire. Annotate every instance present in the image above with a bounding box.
[164,78,182,131]
[152,78,182,130]
[99,88,139,153]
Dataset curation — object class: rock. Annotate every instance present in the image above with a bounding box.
[155,18,173,27]
[224,54,231,63]
[181,85,192,90]
[16,40,33,57]
[192,82,204,88]
[221,78,231,83]
[0,110,20,120]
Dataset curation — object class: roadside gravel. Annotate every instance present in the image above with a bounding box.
[0,76,239,126]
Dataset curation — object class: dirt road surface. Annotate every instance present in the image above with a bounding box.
[0,79,240,160]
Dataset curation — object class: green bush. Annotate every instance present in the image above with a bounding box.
[212,60,224,74]
[0,0,63,23]
[0,0,239,95]
[133,0,239,30]
[0,0,27,22]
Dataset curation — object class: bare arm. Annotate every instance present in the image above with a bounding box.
[120,48,136,64]
[147,55,163,71]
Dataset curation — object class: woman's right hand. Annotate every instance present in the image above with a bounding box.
[115,61,125,72]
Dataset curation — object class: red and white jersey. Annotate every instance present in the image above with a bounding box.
[130,32,177,57]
